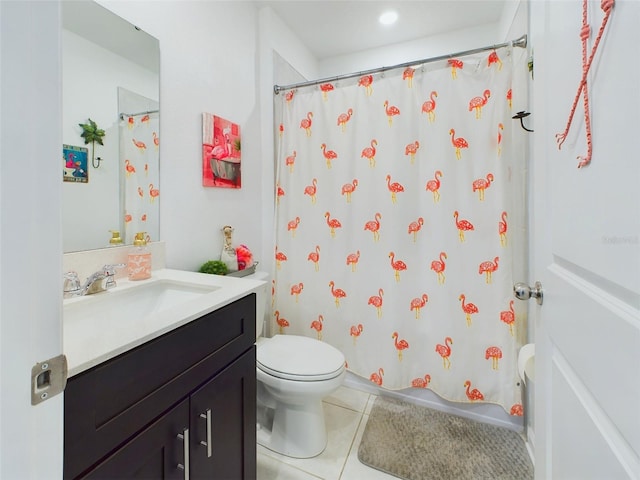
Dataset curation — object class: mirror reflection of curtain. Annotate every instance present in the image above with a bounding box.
[120,108,159,245]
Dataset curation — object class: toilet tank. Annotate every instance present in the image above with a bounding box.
[245,270,269,340]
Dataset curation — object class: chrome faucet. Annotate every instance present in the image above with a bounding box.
[63,264,125,298]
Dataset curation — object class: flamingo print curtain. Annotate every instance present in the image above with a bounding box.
[120,112,160,244]
[274,46,525,415]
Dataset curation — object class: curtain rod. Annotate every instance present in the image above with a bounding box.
[274,34,527,95]
[119,109,159,119]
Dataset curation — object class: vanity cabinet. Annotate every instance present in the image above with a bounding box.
[78,398,189,479]
[64,294,257,480]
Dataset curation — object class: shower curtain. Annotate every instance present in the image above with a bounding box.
[120,112,160,244]
[274,46,525,415]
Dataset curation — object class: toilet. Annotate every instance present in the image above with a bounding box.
[248,271,346,458]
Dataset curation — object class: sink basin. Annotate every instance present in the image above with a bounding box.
[63,268,266,377]
[64,280,219,326]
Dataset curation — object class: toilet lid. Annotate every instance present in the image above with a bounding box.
[257,335,345,381]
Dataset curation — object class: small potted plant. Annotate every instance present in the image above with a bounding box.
[198,260,229,276]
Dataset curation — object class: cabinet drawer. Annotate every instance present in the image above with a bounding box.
[65,294,256,480]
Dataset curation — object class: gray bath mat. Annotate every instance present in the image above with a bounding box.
[358,396,533,480]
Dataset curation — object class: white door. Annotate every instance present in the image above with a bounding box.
[0,1,64,478]
[531,1,639,479]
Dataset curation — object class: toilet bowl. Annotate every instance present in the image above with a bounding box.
[256,335,346,458]
[247,271,346,458]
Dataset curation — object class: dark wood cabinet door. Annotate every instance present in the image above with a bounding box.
[190,347,256,480]
[80,399,189,480]
[64,295,257,480]
[64,294,256,479]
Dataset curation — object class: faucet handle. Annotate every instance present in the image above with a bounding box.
[102,263,126,276]
[63,271,81,297]
[103,263,126,289]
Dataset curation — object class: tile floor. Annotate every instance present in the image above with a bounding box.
[257,385,398,480]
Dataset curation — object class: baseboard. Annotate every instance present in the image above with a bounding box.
[525,427,536,466]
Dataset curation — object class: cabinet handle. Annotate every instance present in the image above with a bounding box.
[200,409,212,458]
[177,428,190,479]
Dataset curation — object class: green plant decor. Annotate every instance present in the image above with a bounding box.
[79,118,106,168]
[233,138,241,153]
[198,260,229,276]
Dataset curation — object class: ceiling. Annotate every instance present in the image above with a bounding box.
[257,1,508,60]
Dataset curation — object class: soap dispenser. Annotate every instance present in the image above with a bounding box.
[128,232,151,281]
[109,230,123,246]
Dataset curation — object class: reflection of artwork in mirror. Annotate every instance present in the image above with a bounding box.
[63,145,89,183]
[202,113,241,188]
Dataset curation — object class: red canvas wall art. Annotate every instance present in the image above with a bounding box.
[202,113,241,188]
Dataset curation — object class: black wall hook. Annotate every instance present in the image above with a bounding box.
[512,111,533,132]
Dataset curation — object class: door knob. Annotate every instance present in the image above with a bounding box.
[513,281,543,305]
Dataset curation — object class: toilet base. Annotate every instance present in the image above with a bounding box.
[257,398,327,458]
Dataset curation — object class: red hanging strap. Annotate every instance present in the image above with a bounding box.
[555,0,614,168]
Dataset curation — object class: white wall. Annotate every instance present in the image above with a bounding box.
[1,1,63,478]
[259,7,320,84]
[62,29,158,252]
[499,0,525,41]
[258,6,319,276]
[98,0,264,272]
[500,0,535,451]
[319,23,502,77]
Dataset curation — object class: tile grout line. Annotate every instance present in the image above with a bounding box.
[260,399,367,480]
[257,390,376,480]
[257,451,325,480]
[336,396,369,480]
[323,399,369,415]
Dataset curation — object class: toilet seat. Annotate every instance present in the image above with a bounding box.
[257,335,345,382]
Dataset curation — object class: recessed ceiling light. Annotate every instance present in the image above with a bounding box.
[379,10,398,26]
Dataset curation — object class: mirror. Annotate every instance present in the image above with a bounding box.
[62,1,160,252]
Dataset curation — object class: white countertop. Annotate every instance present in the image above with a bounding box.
[63,269,265,377]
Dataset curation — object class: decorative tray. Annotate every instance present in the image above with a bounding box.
[226,262,259,278]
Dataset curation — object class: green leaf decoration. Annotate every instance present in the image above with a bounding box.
[78,118,106,167]
[79,118,106,145]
